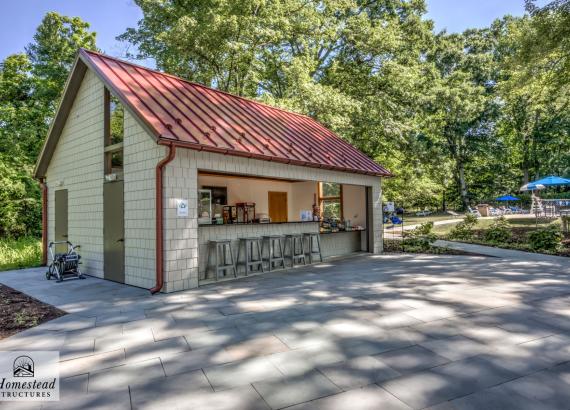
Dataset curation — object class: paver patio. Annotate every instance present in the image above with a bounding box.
[1,253,569,409]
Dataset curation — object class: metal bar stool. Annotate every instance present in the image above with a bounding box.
[284,234,306,267]
[206,239,237,280]
[303,232,323,264]
[236,237,264,275]
[262,235,286,271]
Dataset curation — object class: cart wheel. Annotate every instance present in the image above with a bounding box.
[45,271,51,280]
[55,263,63,282]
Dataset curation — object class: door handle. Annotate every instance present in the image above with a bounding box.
[117,238,124,242]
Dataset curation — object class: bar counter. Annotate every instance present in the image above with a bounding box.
[197,221,367,279]
[198,220,319,227]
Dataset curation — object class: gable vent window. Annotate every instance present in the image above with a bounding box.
[104,89,124,179]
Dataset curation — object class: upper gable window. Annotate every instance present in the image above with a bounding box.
[109,96,124,144]
[104,89,124,177]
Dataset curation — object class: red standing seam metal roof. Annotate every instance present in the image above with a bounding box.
[80,49,391,177]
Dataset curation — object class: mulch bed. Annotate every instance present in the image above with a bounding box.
[383,239,489,257]
[0,284,66,340]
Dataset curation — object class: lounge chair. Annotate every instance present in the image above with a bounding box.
[468,207,481,217]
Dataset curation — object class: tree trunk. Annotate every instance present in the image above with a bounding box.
[457,161,469,210]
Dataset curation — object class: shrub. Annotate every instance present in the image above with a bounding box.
[463,213,478,226]
[0,157,41,238]
[0,237,42,271]
[527,225,563,252]
[449,214,478,240]
[403,221,436,251]
[402,236,437,251]
[484,216,512,243]
[404,221,434,238]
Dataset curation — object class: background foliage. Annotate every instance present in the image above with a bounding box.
[0,13,97,238]
[1,1,569,239]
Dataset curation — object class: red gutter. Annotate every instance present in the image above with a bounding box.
[160,138,391,177]
[150,142,176,294]
[40,178,48,266]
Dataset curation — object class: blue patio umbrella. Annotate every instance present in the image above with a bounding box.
[496,195,520,201]
[526,175,570,190]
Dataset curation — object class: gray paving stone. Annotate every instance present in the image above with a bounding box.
[317,355,401,389]
[515,334,570,366]
[0,401,41,410]
[216,335,290,362]
[129,369,212,408]
[531,310,570,332]
[460,324,547,345]
[125,336,190,363]
[203,356,283,391]
[161,347,232,376]
[431,355,518,387]
[63,323,123,342]
[0,329,67,352]
[121,315,177,333]
[338,328,428,358]
[59,348,125,378]
[371,312,424,329]
[185,327,247,350]
[381,368,467,409]
[274,328,336,349]
[419,335,490,361]
[39,314,96,332]
[41,388,131,410]
[267,345,348,376]
[94,327,154,352]
[475,344,552,376]
[252,370,342,409]
[95,310,146,326]
[412,319,466,340]
[286,385,412,410]
[376,345,450,374]
[59,338,95,361]
[88,357,165,392]
[321,318,385,338]
[381,356,518,409]
[404,305,461,322]
[60,373,89,396]
[500,367,570,409]
[425,384,557,410]
[133,385,270,410]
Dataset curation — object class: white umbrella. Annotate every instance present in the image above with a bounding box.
[520,183,546,191]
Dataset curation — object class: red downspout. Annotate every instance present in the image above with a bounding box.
[40,178,48,266]
[150,142,176,294]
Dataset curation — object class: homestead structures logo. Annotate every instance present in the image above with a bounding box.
[13,356,34,377]
[0,351,59,401]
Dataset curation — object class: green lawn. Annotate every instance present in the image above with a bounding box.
[402,212,465,226]
[432,217,556,236]
[0,237,42,271]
